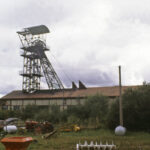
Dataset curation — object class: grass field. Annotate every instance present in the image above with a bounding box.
[0,129,150,150]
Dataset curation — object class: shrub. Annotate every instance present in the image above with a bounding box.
[66,94,109,127]
[107,85,150,131]
[123,86,150,131]
[106,98,119,129]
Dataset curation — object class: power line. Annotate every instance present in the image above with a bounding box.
[50,53,72,83]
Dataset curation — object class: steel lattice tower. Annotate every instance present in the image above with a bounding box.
[17,25,64,93]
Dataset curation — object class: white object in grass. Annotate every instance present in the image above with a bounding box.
[3,125,17,133]
[115,125,126,136]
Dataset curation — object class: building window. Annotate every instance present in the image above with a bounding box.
[63,99,66,105]
[77,99,81,105]
[13,106,20,110]
[2,105,8,110]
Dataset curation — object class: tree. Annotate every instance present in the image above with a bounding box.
[21,105,39,120]
[106,98,119,129]
[107,85,150,131]
[123,86,150,131]
[85,94,109,127]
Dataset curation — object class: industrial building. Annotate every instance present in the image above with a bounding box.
[0,25,139,110]
[0,84,138,110]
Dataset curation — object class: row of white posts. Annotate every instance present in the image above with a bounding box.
[76,141,116,150]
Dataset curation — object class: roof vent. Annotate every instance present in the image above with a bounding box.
[72,82,77,89]
[79,80,86,89]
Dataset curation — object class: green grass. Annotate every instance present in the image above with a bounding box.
[0,129,150,150]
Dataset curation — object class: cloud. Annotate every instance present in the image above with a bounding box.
[57,64,115,88]
[0,67,21,94]
[0,94,4,98]
[1,0,150,95]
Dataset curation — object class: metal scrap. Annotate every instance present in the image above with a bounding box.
[76,141,116,150]
[26,121,54,134]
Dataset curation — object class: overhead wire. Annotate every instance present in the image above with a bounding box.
[50,53,73,84]
[50,52,73,111]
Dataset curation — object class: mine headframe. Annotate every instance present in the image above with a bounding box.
[17,25,64,93]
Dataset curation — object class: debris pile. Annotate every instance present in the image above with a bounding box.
[59,124,80,132]
[26,121,54,134]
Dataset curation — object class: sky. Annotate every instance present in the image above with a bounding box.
[0,0,150,97]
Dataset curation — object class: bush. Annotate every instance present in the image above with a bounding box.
[0,94,109,128]
[66,94,109,127]
[21,105,61,124]
[123,85,150,131]
[107,85,150,131]
[21,105,39,120]
[106,98,119,129]
[0,110,9,120]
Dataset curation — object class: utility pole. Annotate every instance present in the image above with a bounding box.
[119,65,123,126]
[115,66,126,135]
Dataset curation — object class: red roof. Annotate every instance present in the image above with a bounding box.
[1,86,139,100]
